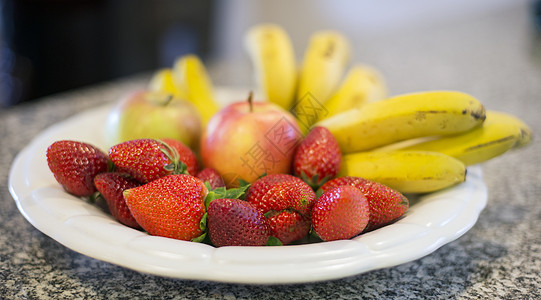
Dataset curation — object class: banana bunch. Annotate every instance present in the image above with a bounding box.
[317,90,532,193]
[244,24,387,133]
[148,54,220,127]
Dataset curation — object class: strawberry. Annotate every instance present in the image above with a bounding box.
[46,140,109,197]
[311,185,370,241]
[196,168,226,190]
[266,210,311,245]
[207,198,270,247]
[320,176,409,231]
[108,138,196,183]
[293,126,341,189]
[94,172,142,229]
[246,174,316,244]
[123,174,208,240]
[160,138,199,176]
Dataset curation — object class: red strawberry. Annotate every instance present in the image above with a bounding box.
[207,198,270,247]
[244,174,293,206]
[320,176,409,231]
[246,174,316,244]
[311,185,370,241]
[46,140,109,197]
[196,168,226,190]
[293,126,341,189]
[266,210,311,245]
[108,138,196,183]
[161,138,199,176]
[123,174,208,240]
[94,172,142,229]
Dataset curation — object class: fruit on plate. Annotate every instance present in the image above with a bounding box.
[245,174,316,244]
[207,198,270,247]
[317,91,486,153]
[172,54,221,126]
[44,24,536,248]
[397,110,534,166]
[317,64,387,122]
[294,30,351,132]
[320,176,409,231]
[46,140,109,197]
[311,185,370,241]
[108,138,198,183]
[94,172,142,229]
[124,174,208,241]
[339,150,466,194]
[293,126,341,189]
[104,90,201,149]
[244,23,297,110]
[201,92,303,187]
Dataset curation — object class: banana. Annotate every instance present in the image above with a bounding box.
[148,68,187,99]
[317,64,387,122]
[399,110,532,165]
[513,116,533,150]
[172,54,220,126]
[295,31,351,132]
[317,91,486,153]
[338,150,467,194]
[244,24,298,110]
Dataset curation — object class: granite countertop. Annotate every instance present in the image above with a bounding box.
[1,3,540,299]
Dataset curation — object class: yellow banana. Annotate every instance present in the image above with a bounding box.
[318,64,387,122]
[338,150,466,194]
[148,68,186,99]
[244,24,297,110]
[172,54,220,126]
[317,91,486,153]
[294,31,351,132]
[513,115,533,149]
[399,110,532,165]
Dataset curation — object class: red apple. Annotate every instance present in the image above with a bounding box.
[201,93,303,187]
[105,90,201,149]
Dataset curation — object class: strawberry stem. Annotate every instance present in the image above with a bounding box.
[157,139,189,175]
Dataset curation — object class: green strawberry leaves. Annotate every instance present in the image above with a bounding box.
[157,139,191,175]
[203,181,251,209]
[266,236,283,246]
[193,181,252,245]
[300,171,332,191]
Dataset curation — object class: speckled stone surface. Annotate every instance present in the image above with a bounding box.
[1,3,540,299]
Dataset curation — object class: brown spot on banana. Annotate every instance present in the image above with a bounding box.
[323,41,335,58]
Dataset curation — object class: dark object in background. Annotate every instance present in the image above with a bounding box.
[0,0,213,106]
[534,0,541,33]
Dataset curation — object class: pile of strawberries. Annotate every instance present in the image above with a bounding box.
[46,127,409,247]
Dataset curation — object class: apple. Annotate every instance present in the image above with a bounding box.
[201,93,303,187]
[105,90,201,149]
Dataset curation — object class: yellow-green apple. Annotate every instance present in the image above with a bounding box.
[105,90,201,149]
[201,93,303,187]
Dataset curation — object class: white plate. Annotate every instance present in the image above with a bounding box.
[8,89,488,284]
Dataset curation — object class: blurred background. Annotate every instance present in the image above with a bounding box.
[1,0,540,106]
